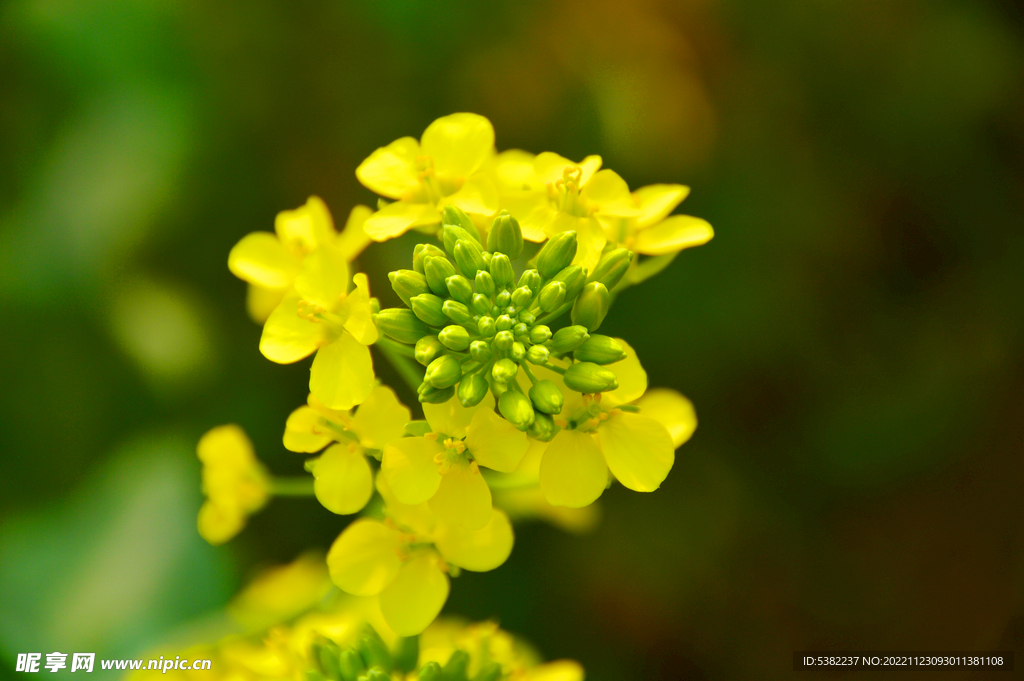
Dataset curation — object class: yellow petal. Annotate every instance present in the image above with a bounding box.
[634,215,714,255]
[378,554,449,636]
[534,152,602,186]
[464,407,528,473]
[283,405,333,453]
[489,149,538,192]
[381,437,444,505]
[445,175,499,216]
[275,196,336,254]
[294,243,350,308]
[433,508,513,572]
[350,385,411,450]
[600,339,647,408]
[423,392,494,439]
[636,389,697,448]
[519,202,561,242]
[228,232,298,289]
[492,486,600,534]
[420,113,494,179]
[356,136,421,199]
[197,423,255,466]
[581,169,640,217]
[598,412,674,492]
[362,200,438,241]
[197,501,245,545]
[337,205,373,260]
[313,444,374,514]
[326,519,403,596]
[376,474,438,537]
[309,333,376,410]
[340,273,378,345]
[259,295,322,363]
[528,661,586,681]
[428,462,492,530]
[573,216,607,272]
[539,429,608,508]
[633,184,690,228]
[246,284,285,324]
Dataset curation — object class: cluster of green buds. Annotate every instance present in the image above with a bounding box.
[374,205,635,442]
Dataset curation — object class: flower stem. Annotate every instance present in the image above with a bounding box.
[376,338,424,392]
[271,477,315,497]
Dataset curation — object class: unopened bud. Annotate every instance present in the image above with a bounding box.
[537,231,578,278]
[442,299,472,324]
[469,340,492,363]
[425,355,462,389]
[445,275,473,304]
[511,341,526,360]
[487,210,524,259]
[423,256,457,296]
[388,269,430,307]
[375,309,429,344]
[438,325,470,351]
[474,270,496,297]
[489,253,514,289]
[442,651,471,681]
[495,314,513,331]
[563,361,618,393]
[476,316,495,338]
[574,334,626,364]
[498,390,535,431]
[527,412,558,442]
[410,293,448,327]
[495,290,511,308]
[518,269,542,292]
[337,649,365,680]
[417,661,443,681]
[511,286,533,307]
[491,358,518,383]
[454,240,488,279]
[457,373,489,407]
[529,324,552,344]
[571,281,610,331]
[519,310,536,325]
[546,325,590,353]
[526,344,550,364]
[589,248,633,289]
[441,225,479,256]
[552,264,587,301]
[529,379,564,415]
[538,280,567,312]
[418,383,455,404]
[414,335,444,366]
[357,627,391,672]
[441,205,481,242]
[413,244,446,274]
[493,330,514,350]
[471,293,491,315]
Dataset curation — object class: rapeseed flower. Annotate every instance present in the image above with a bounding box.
[356,113,499,240]
[197,425,270,545]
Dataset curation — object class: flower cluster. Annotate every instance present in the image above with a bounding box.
[199,112,710,637]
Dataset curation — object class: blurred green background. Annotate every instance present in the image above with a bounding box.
[1,0,1022,678]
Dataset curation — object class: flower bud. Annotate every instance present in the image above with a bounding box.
[552,265,587,301]
[563,361,619,393]
[546,325,590,353]
[487,209,524,259]
[493,329,514,350]
[438,325,470,351]
[574,334,626,364]
[513,322,529,340]
[470,293,491,315]
[441,205,481,242]
[375,309,429,344]
[441,299,473,324]
[425,355,462,389]
[529,324,552,344]
[518,269,542,292]
[476,315,495,338]
[474,270,496,297]
[571,281,610,331]
[589,248,633,289]
[538,281,566,312]
[414,335,444,366]
[358,628,392,672]
[527,412,558,442]
[388,269,430,307]
[495,314,513,331]
[519,309,536,325]
[511,341,526,360]
[337,649,364,681]
[529,379,564,414]
[441,225,480,256]
[457,373,489,407]
[474,662,503,681]
[410,293,448,327]
[511,286,533,307]
[442,651,471,681]
[495,290,511,308]
[537,231,578,278]
[445,275,474,305]
[470,340,492,363]
[418,661,443,681]
[498,390,535,431]
[526,344,550,364]
[491,358,518,383]
[418,383,455,404]
[413,244,447,274]
[423,256,457,296]
[489,253,514,289]
[454,239,488,279]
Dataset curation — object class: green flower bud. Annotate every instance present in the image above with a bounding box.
[498,390,535,431]
[511,341,526,360]
[414,335,444,366]
[529,324,552,344]
[410,293,448,327]
[477,315,495,338]
[471,293,491,315]
[442,651,471,681]
[388,269,430,307]
[574,334,626,364]
[469,340,492,363]
[518,269,542,292]
[413,244,447,274]
[457,373,489,407]
[364,669,390,681]
[423,256,457,296]
[441,225,479,256]
[546,325,590,353]
[563,361,619,393]
[392,636,419,675]
[519,310,536,325]
[571,281,610,331]
[495,314,513,331]
[493,329,514,350]
[589,248,634,289]
[495,290,511,308]
[513,322,529,340]
[445,275,474,305]
[441,205,481,242]
[314,639,342,680]
[438,325,470,351]
[487,209,524,259]
[538,280,567,312]
[442,299,473,324]
[489,253,514,289]
[474,270,496,297]
[491,357,518,383]
[552,265,587,301]
[418,383,455,404]
[506,304,518,316]
[511,286,533,307]
[424,355,462,389]
[417,661,442,681]
[527,412,558,442]
[375,309,430,344]
[337,648,365,680]
[529,379,564,415]
[357,627,391,672]
[454,239,488,279]
[537,231,578,278]
[526,344,550,364]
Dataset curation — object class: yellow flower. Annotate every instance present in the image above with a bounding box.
[283,386,411,515]
[197,425,271,545]
[327,476,514,636]
[355,113,499,240]
[521,340,697,508]
[380,393,529,530]
[226,551,333,631]
[600,183,713,258]
[228,197,373,322]
[259,242,378,410]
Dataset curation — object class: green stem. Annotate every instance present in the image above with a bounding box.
[542,362,566,375]
[521,362,539,385]
[376,335,416,358]
[376,339,424,392]
[271,477,315,497]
